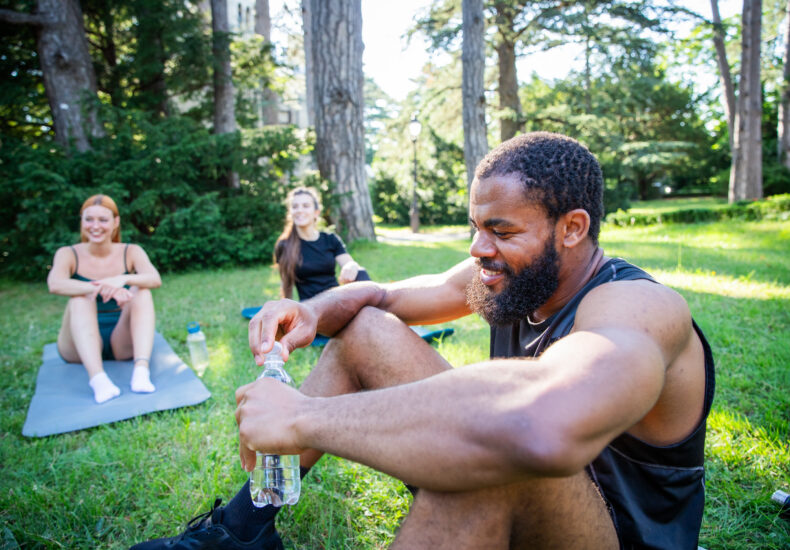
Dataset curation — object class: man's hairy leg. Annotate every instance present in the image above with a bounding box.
[297,306,453,468]
[393,471,618,550]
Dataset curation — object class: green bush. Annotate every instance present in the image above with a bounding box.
[763,161,790,196]
[370,172,410,225]
[605,194,790,227]
[0,109,309,281]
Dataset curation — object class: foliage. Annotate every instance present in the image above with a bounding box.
[82,0,213,116]
[1,220,789,548]
[370,128,468,227]
[0,0,313,282]
[231,35,283,128]
[364,77,400,165]
[0,108,310,281]
[606,193,790,227]
[761,89,790,196]
[370,172,410,225]
[416,128,469,225]
[516,56,725,200]
[398,0,730,210]
[0,0,53,143]
[763,161,790,196]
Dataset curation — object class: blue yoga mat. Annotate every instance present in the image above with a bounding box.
[22,332,211,437]
[241,306,454,346]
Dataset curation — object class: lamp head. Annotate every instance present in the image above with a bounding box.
[408,116,421,142]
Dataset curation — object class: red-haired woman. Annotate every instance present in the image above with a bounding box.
[274,187,369,302]
[47,194,162,403]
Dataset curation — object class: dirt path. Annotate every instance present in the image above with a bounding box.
[375,227,470,243]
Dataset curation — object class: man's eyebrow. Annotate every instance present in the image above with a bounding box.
[480,218,517,229]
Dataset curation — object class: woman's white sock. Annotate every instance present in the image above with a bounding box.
[89,371,121,403]
[131,365,155,393]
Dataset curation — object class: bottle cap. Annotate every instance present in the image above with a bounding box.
[264,341,283,361]
[187,322,201,334]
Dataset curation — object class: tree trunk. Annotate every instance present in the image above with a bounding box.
[211,0,239,188]
[584,35,592,113]
[729,0,763,202]
[710,0,737,150]
[497,38,522,142]
[134,2,169,116]
[493,2,522,142]
[462,0,488,197]
[255,0,279,126]
[309,0,376,241]
[301,0,315,128]
[778,0,790,168]
[83,3,122,107]
[581,3,592,113]
[0,0,104,152]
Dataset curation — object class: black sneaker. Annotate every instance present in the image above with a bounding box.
[130,498,284,550]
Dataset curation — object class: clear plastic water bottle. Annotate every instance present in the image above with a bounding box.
[186,322,209,377]
[249,341,301,507]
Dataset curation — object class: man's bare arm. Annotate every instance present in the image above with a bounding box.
[248,258,475,362]
[238,280,696,490]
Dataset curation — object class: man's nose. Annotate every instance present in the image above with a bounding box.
[470,231,496,259]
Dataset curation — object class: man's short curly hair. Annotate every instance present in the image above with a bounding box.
[475,132,604,244]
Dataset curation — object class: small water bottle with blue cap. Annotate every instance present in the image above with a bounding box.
[249,341,301,507]
[186,322,209,377]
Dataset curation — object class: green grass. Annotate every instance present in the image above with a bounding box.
[627,196,728,214]
[1,218,788,549]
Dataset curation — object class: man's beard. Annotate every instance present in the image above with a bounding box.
[465,235,560,326]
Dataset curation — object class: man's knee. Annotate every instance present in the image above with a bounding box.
[404,473,617,549]
[341,305,399,338]
[320,305,445,389]
[321,306,398,370]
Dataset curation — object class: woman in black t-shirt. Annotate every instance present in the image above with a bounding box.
[274,187,370,301]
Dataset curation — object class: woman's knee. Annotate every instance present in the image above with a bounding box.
[131,287,153,302]
[129,287,154,311]
[67,294,97,313]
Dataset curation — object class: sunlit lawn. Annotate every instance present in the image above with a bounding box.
[628,195,728,214]
[0,215,788,548]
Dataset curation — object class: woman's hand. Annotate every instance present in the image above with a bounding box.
[92,275,130,304]
[338,260,360,285]
[109,286,134,307]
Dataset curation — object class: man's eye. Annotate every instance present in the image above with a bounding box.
[492,230,509,238]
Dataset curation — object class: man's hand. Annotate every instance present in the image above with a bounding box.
[235,378,308,472]
[248,299,318,364]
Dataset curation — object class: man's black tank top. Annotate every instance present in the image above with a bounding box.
[490,257,715,549]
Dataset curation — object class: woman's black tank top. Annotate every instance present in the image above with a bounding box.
[69,244,131,313]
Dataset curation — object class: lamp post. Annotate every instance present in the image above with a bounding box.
[408,115,422,233]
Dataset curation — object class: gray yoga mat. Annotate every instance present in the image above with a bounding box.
[22,332,211,437]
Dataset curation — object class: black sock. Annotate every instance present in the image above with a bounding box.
[221,468,312,541]
[221,479,278,541]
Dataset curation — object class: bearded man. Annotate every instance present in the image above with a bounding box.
[135,132,714,550]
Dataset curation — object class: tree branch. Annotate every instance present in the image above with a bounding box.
[0,8,55,26]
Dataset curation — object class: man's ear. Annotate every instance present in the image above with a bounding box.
[559,209,590,249]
